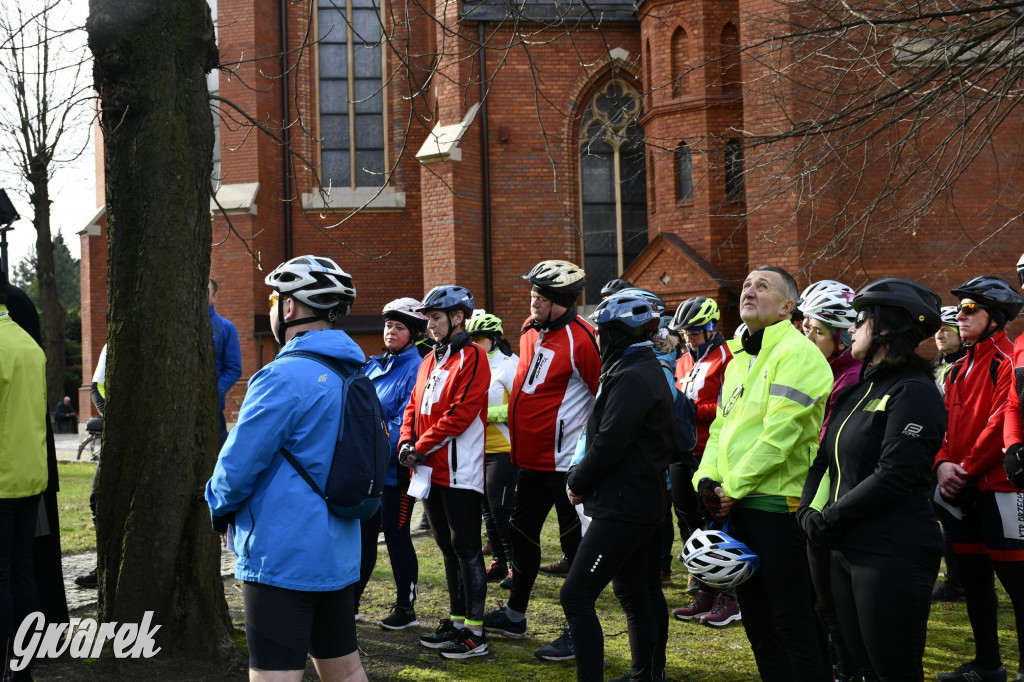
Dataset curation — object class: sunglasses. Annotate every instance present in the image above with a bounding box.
[957,302,984,316]
[853,309,872,329]
[268,291,281,311]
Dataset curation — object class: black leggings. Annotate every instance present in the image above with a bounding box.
[830,547,938,681]
[508,468,582,614]
[560,517,659,682]
[482,451,518,566]
[0,495,39,645]
[953,553,1024,670]
[808,541,854,679]
[354,465,419,610]
[423,485,487,624]
[668,459,701,547]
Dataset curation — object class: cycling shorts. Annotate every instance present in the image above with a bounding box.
[949,490,1024,561]
[243,581,357,670]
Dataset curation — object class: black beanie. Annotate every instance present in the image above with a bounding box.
[532,284,577,309]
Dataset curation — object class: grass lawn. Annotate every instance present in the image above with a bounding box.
[56,462,96,555]
[53,464,1019,679]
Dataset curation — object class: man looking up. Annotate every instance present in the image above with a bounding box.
[694,265,833,682]
[484,260,600,662]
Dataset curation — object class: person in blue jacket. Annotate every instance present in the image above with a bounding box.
[206,255,368,681]
[209,277,242,445]
[354,297,427,630]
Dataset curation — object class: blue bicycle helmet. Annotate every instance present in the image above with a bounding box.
[683,525,761,589]
[417,285,475,315]
[617,287,666,317]
[590,293,659,331]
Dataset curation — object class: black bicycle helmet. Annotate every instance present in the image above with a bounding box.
[600,278,633,298]
[671,297,720,331]
[852,277,942,339]
[951,275,1024,324]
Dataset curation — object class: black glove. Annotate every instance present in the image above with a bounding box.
[211,511,235,533]
[1005,443,1024,489]
[697,478,723,516]
[399,442,426,468]
[796,507,840,549]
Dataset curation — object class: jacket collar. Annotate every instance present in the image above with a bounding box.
[523,305,578,334]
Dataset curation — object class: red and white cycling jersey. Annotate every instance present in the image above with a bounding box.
[401,340,490,493]
[509,312,600,472]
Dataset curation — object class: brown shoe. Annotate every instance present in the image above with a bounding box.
[538,556,571,576]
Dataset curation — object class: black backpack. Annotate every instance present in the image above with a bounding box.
[278,350,390,520]
[661,359,698,459]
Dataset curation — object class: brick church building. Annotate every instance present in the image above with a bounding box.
[78,0,1024,419]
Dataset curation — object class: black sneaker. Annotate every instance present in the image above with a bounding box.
[438,628,489,660]
[379,603,419,630]
[483,606,528,638]
[419,619,460,649]
[936,661,1007,682]
[932,580,967,602]
[534,626,575,661]
[74,569,98,589]
[538,556,571,576]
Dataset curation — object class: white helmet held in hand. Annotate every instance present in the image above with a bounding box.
[682,526,760,589]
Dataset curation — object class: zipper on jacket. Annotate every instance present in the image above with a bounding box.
[557,419,564,452]
[831,381,873,503]
[244,505,255,558]
[451,439,458,485]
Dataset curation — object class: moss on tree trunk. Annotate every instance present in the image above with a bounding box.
[86,0,234,658]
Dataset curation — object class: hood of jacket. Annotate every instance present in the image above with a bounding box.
[278,328,366,369]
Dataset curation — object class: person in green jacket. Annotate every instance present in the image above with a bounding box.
[0,291,49,670]
[693,265,833,682]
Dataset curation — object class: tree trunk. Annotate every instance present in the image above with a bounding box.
[30,168,66,412]
[86,0,233,657]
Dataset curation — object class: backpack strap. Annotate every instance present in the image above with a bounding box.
[277,349,356,501]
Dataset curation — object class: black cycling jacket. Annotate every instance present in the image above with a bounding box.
[801,362,945,558]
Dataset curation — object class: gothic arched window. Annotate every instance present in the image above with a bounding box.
[579,79,648,304]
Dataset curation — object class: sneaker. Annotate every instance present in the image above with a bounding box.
[483,606,528,638]
[486,558,507,582]
[936,661,1007,682]
[660,569,672,586]
[419,619,460,649]
[699,593,741,627]
[500,569,513,589]
[438,628,489,660]
[538,556,571,576]
[74,569,98,589]
[379,603,419,630]
[534,627,575,661]
[672,590,715,621]
[932,580,967,602]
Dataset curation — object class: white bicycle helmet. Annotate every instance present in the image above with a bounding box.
[798,279,849,306]
[799,286,856,329]
[939,305,959,332]
[682,526,760,589]
[523,260,586,292]
[265,255,356,315]
[382,297,428,328]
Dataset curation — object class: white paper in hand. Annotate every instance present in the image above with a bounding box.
[408,465,433,499]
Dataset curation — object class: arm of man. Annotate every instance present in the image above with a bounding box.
[217,320,243,402]
[958,358,1013,479]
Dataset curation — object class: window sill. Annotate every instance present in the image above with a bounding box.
[301,186,407,212]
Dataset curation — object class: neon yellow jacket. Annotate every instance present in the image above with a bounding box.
[694,320,832,505]
[0,306,48,498]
